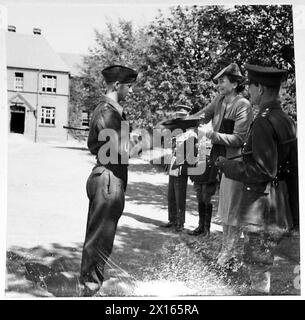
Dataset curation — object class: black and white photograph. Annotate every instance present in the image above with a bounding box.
[0,0,304,300]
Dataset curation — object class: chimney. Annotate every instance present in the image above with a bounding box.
[8,25,16,32]
[33,28,41,35]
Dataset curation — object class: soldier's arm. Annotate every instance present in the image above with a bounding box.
[87,105,106,155]
[221,117,278,184]
[87,105,127,157]
[210,99,253,147]
[99,107,129,157]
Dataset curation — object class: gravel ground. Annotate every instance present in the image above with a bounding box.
[5,134,300,298]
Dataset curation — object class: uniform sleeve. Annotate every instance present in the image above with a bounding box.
[210,99,253,147]
[87,105,122,155]
[222,117,278,184]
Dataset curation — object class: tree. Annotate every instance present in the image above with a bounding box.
[207,5,296,119]
[73,4,296,131]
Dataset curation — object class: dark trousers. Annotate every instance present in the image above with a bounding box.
[80,167,125,289]
[193,181,217,204]
[167,175,188,227]
[243,230,283,293]
[243,231,281,271]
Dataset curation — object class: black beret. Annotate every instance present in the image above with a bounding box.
[245,64,287,87]
[102,65,138,84]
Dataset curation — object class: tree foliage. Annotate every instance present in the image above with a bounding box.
[70,4,296,131]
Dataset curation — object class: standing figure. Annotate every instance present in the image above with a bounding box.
[80,65,137,296]
[188,64,253,268]
[215,64,298,294]
[162,105,195,232]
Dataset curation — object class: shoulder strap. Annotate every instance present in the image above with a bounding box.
[265,112,297,145]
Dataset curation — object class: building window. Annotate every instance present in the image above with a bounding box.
[15,72,24,91]
[42,75,57,93]
[81,111,90,127]
[41,106,55,126]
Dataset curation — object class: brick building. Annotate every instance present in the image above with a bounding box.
[6,25,70,142]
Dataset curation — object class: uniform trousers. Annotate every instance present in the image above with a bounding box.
[80,167,125,291]
[193,181,217,204]
[167,175,188,227]
[243,231,283,293]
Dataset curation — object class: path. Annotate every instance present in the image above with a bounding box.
[5,134,300,298]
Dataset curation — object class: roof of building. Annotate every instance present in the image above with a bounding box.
[59,53,85,77]
[6,31,70,73]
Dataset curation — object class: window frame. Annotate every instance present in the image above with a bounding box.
[40,106,56,127]
[14,72,24,91]
[81,111,90,127]
[41,74,57,93]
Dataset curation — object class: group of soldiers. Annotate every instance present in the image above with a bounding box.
[79,61,298,296]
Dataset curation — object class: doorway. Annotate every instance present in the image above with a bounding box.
[10,104,25,134]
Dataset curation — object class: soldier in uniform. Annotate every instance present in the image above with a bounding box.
[80,65,138,296]
[215,64,298,294]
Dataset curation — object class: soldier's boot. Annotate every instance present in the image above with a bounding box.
[202,203,213,237]
[161,221,174,228]
[250,271,271,295]
[175,224,184,232]
[175,210,185,232]
[188,203,205,236]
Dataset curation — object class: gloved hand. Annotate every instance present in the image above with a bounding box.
[215,156,227,169]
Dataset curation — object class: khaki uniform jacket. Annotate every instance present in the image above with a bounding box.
[87,95,128,190]
[221,100,297,232]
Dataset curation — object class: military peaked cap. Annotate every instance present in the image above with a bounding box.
[102,65,138,83]
[245,64,287,87]
[213,63,244,81]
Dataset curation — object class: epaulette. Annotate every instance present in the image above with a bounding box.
[97,102,113,114]
[260,108,270,118]
[103,101,123,117]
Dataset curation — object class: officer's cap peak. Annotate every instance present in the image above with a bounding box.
[245,64,287,87]
[245,64,287,75]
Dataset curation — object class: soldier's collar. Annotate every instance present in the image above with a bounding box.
[101,95,124,116]
[258,99,281,116]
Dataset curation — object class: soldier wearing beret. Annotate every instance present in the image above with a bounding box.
[80,65,138,296]
[215,64,298,294]
[161,104,195,232]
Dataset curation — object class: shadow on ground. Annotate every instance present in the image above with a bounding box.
[6,243,84,297]
[126,181,168,208]
[128,162,167,175]
[53,146,89,152]
[6,153,300,297]
[125,173,219,223]
[6,208,245,298]
[6,222,300,297]
[6,211,192,298]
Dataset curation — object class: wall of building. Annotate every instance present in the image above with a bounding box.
[37,94,69,142]
[7,68,69,142]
